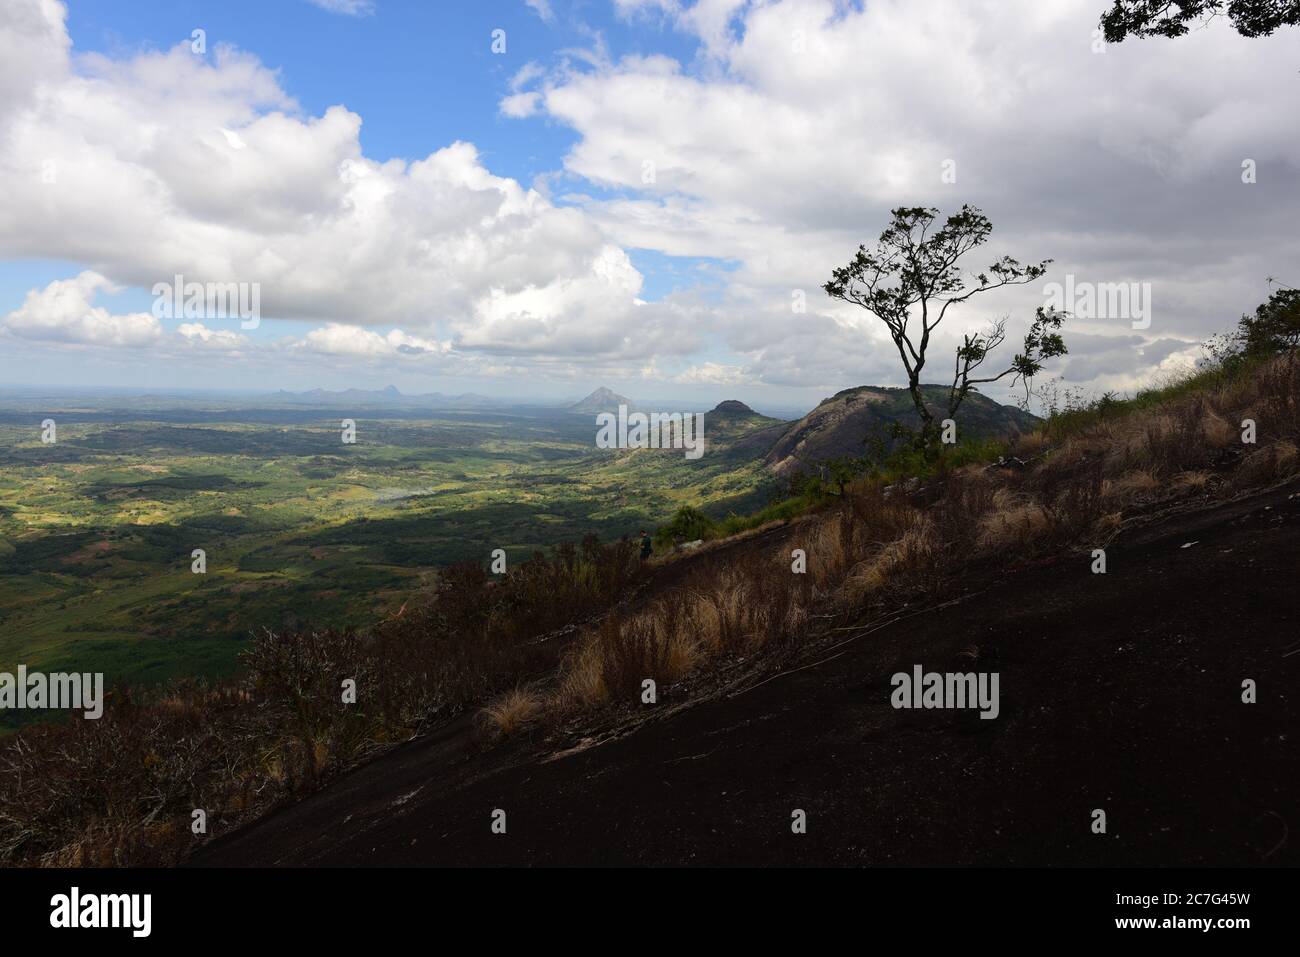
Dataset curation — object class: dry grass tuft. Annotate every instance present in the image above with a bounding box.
[1201,412,1237,448]
[482,688,543,736]
[1011,431,1048,456]
[1101,469,1160,504]
[977,500,1050,552]
[1173,470,1212,491]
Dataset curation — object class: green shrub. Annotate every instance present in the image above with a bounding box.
[653,506,717,548]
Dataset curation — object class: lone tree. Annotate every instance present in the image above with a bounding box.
[1100,0,1300,42]
[824,205,1067,446]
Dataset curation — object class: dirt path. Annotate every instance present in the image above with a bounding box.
[192,481,1299,866]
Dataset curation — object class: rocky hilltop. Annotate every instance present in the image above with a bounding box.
[765,384,1039,474]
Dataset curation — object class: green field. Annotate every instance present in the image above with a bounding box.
[0,399,783,726]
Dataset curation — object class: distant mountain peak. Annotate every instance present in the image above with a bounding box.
[569,386,634,412]
[710,399,758,417]
[582,386,625,403]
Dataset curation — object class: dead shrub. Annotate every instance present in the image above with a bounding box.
[1256,352,1300,441]
[1011,431,1048,457]
[1234,440,1300,488]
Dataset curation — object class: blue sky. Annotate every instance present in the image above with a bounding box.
[65,1,587,179]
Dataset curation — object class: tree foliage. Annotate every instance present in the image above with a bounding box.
[824,205,1067,446]
[1206,284,1300,367]
[1100,0,1300,42]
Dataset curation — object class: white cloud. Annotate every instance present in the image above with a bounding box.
[1,272,161,347]
[614,0,748,57]
[672,361,748,385]
[177,322,251,352]
[0,0,648,364]
[291,323,450,358]
[525,0,555,23]
[305,0,375,17]
[0,0,68,127]
[502,63,546,117]
[500,91,542,118]
[516,0,1300,398]
[0,273,458,366]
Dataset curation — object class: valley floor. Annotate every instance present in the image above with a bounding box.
[191,478,1299,866]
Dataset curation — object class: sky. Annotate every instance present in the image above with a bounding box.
[0,0,1297,408]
